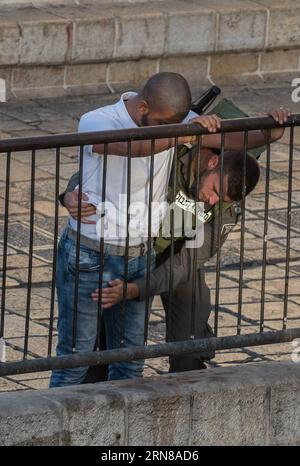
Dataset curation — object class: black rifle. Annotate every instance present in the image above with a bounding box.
[191,85,221,115]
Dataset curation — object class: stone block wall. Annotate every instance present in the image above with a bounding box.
[0,361,300,445]
[0,0,300,99]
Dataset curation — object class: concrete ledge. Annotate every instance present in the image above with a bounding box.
[0,361,300,445]
[0,1,300,99]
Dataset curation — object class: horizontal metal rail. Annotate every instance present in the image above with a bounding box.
[0,114,299,153]
[0,329,299,377]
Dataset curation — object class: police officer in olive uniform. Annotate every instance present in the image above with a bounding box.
[133,144,245,371]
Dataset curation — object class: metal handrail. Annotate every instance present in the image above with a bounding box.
[0,114,299,153]
[0,329,299,377]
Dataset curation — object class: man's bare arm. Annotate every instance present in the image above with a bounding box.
[92,115,221,157]
[194,107,292,151]
[202,130,269,151]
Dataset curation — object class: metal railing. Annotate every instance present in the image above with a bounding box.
[0,113,300,378]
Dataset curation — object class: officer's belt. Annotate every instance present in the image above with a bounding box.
[66,226,152,258]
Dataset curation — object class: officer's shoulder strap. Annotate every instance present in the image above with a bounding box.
[168,144,192,189]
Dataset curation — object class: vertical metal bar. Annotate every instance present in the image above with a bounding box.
[96,143,108,351]
[260,130,271,333]
[0,151,11,339]
[120,141,131,348]
[48,147,60,356]
[167,137,178,338]
[214,133,225,337]
[283,126,294,330]
[23,149,36,359]
[143,139,155,344]
[237,131,248,335]
[190,136,201,339]
[72,145,84,352]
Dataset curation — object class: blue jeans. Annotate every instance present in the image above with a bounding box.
[50,228,154,387]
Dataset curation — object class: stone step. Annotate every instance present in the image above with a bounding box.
[0,0,300,100]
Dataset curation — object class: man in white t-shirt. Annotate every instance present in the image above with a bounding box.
[50,72,222,387]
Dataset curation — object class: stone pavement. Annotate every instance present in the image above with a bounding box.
[0,84,300,392]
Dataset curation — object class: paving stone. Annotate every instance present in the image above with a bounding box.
[0,377,27,393]
[0,243,18,256]
[275,237,300,253]
[0,254,46,269]
[33,201,68,218]
[12,150,77,167]
[205,275,241,289]
[40,161,79,180]
[283,260,300,276]
[3,312,48,339]
[2,221,53,251]
[228,300,300,323]
[15,377,51,391]
[0,119,36,132]
[17,335,52,359]
[7,128,58,140]
[7,265,54,285]
[211,287,277,305]
[151,295,163,309]
[0,276,19,287]
[37,117,78,134]
[0,201,29,216]
[247,193,299,211]
[243,264,297,281]
[0,158,51,183]
[149,312,164,323]
[3,288,51,311]
[279,129,300,147]
[245,218,294,238]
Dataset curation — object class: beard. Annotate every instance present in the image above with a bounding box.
[197,169,213,207]
[140,114,149,127]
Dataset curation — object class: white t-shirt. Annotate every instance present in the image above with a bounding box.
[69,92,196,246]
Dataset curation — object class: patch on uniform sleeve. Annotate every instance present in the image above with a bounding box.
[221,223,236,237]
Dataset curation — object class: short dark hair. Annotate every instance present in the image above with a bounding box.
[141,72,191,121]
[223,151,260,201]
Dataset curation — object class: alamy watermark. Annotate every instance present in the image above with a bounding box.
[94,196,205,248]
[291,78,300,103]
[292,338,300,363]
[0,78,6,102]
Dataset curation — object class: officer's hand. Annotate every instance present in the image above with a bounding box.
[92,280,124,308]
[188,114,221,133]
[268,107,292,125]
[264,107,292,142]
[63,189,97,224]
[92,280,139,308]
